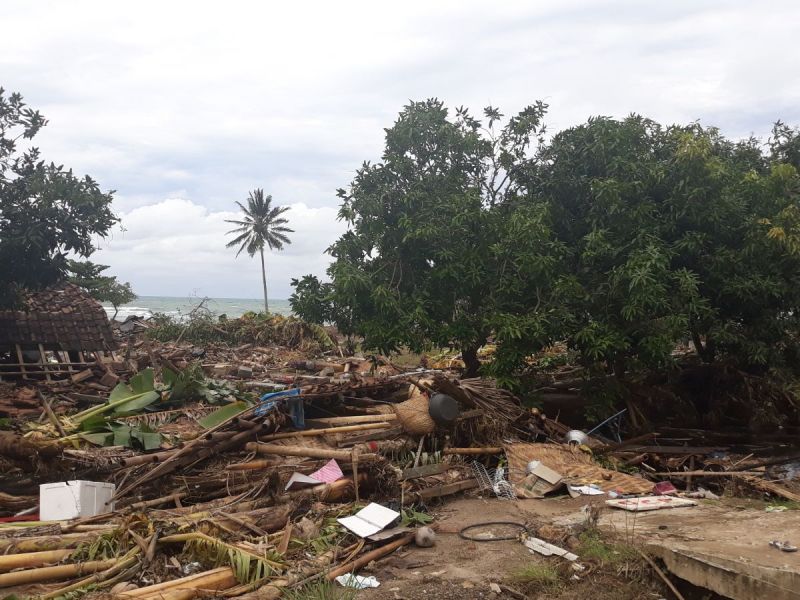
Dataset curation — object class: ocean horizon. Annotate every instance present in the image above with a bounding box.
[102,295,293,321]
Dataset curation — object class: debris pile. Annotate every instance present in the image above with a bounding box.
[1,330,799,598]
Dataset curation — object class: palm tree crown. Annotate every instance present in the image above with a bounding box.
[225,189,293,313]
[225,189,293,257]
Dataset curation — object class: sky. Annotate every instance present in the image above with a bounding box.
[3,0,799,299]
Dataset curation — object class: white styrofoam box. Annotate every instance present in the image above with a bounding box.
[39,480,115,521]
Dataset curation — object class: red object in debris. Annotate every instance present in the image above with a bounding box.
[652,481,678,495]
[0,514,40,523]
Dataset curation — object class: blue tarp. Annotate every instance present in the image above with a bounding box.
[256,387,305,428]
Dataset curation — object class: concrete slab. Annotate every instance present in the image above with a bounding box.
[566,502,800,599]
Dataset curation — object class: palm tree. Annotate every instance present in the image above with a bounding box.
[225,189,293,313]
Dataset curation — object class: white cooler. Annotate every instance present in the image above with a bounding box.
[39,480,115,521]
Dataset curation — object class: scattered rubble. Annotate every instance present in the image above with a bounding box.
[0,320,799,599]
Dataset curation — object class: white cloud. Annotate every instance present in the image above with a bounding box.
[93,198,346,299]
[3,0,800,297]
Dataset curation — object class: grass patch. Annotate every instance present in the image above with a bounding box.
[511,563,561,587]
[283,579,356,600]
[578,530,637,565]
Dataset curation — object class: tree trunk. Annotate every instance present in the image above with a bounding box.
[462,346,480,378]
[259,247,269,314]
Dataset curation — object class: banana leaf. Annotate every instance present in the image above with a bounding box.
[198,401,249,429]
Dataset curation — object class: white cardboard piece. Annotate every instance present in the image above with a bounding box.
[337,503,400,537]
[40,480,115,521]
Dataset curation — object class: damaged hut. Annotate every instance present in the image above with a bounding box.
[0,283,116,379]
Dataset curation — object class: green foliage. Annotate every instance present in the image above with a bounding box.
[289,274,333,324]
[327,99,556,375]
[184,535,274,584]
[537,116,800,373]
[578,530,637,564]
[225,188,294,312]
[0,88,117,307]
[400,507,433,527]
[328,99,800,379]
[67,260,136,318]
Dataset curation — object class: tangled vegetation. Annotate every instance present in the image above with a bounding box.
[146,311,335,351]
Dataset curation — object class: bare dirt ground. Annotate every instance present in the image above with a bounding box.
[355,495,666,600]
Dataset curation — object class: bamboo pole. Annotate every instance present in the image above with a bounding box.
[304,414,398,426]
[0,549,73,572]
[39,550,140,599]
[258,422,392,441]
[0,558,116,587]
[326,533,415,580]
[227,459,280,471]
[443,447,503,455]
[120,567,237,598]
[245,442,379,462]
[0,531,108,554]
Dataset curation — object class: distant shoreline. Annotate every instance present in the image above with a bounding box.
[101,296,293,320]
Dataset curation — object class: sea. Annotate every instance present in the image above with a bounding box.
[102,296,293,321]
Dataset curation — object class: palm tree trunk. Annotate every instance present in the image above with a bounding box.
[259,247,269,313]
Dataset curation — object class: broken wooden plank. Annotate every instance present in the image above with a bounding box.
[400,463,452,481]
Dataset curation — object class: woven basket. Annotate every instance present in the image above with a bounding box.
[393,386,435,435]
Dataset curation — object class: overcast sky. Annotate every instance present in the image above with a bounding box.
[3,0,799,299]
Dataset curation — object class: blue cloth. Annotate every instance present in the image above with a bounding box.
[257,387,304,428]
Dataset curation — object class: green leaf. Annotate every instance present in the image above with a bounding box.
[110,390,160,415]
[79,432,113,446]
[111,424,131,447]
[198,401,249,429]
[131,429,163,451]
[129,368,155,394]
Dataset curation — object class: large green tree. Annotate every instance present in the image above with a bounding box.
[0,88,117,307]
[534,116,800,373]
[225,189,293,313]
[324,99,560,375]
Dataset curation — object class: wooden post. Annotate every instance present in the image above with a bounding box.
[38,344,51,382]
[351,449,360,503]
[15,344,28,379]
